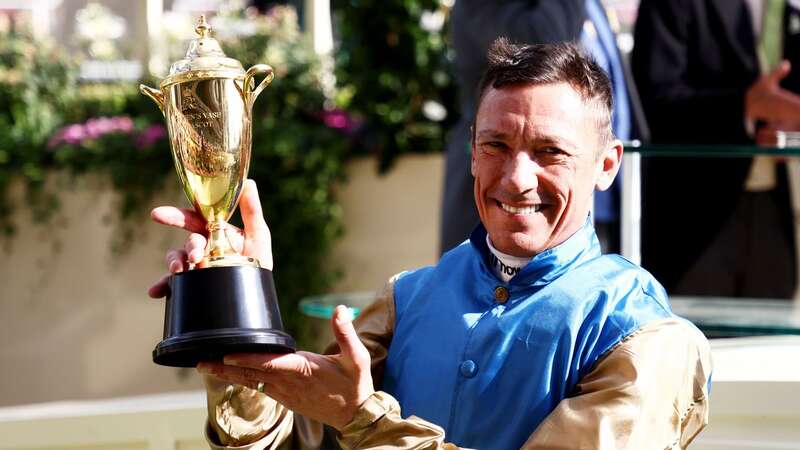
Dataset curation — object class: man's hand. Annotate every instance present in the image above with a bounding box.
[197,305,375,431]
[146,180,376,428]
[745,60,800,124]
[147,179,272,298]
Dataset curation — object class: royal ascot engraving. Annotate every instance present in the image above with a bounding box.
[184,111,222,128]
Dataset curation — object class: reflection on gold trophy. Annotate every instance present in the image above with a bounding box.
[140,16,295,367]
[142,16,272,267]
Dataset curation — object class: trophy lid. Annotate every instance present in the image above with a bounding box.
[161,15,245,87]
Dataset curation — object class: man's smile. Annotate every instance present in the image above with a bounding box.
[498,201,546,215]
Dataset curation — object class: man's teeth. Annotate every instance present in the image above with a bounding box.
[501,203,541,214]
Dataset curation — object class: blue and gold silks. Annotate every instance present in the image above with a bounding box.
[383,219,674,450]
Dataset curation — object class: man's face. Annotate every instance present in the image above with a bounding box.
[471,82,620,257]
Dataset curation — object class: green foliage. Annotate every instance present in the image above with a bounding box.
[333,0,458,171]
[0,9,350,340]
[0,26,78,232]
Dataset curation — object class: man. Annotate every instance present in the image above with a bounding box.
[441,0,584,256]
[150,40,711,449]
[633,0,800,297]
[442,0,648,255]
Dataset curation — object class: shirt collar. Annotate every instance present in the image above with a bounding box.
[469,216,602,286]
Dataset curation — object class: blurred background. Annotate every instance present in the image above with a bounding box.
[0,1,797,449]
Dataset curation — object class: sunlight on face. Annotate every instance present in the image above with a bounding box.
[471,83,606,257]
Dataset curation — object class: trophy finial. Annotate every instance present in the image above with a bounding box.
[196,15,211,38]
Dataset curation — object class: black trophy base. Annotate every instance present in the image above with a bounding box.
[154,265,296,368]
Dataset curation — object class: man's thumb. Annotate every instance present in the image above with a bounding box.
[769,60,792,84]
[331,305,366,363]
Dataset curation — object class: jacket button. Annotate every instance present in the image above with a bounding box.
[494,286,509,303]
[460,360,478,378]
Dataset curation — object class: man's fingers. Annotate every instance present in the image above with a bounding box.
[240,180,270,238]
[223,352,309,373]
[197,362,270,391]
[238,180,273,269]
[184,233,207,264]
[151,206,207,234]
[771,89,800,122]
[165,248,189,273]
[148,273,170,298]
[769,60,792,84]
[331,305,369,366]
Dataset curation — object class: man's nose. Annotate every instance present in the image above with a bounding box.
[502,152,540,194]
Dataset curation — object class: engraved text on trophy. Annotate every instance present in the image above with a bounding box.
[165,79,250,223]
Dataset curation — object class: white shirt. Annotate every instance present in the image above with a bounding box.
[745,0,765,38]
[486,235,532,282]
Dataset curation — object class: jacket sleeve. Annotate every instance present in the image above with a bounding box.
[524,317,712,450]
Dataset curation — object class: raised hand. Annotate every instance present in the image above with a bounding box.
[197,305,375,430]
[147,179,273,298]
[746,60,800,124]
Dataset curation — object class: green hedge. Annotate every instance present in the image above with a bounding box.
[333,0,457,171]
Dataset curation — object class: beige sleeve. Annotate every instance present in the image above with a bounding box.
[524,317,712,450]
[336,391,466,450]
[204,276,400,450]
[203,374,294,450]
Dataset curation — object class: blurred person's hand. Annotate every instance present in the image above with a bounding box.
[755,123,782,147]
[147,179,272,298]
[754,119,800,164]
[746,60,800,124]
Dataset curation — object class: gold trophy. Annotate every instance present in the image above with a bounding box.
[140,16,295,367]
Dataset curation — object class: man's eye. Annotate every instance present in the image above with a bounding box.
[482,141,507,150]
[540,147,565,155]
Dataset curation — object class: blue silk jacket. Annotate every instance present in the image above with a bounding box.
[382,220,675,450]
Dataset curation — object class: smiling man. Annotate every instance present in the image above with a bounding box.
[472,81,610,258]
[151,39,712,450]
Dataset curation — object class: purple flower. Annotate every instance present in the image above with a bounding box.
[135,124,167,149]
[115,117,134,133]
[61,124,87,144]
[47,124,86,149]
[84,118,105,139]
[84,116,134,139]
[320,109,359,136]
[47,116,136,150]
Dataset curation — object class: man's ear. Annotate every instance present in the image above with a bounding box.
[595,139,623,191]
[470,129,478,176]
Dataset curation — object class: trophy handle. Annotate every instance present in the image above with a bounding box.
[139,84,166,116]
[243,64,274,112]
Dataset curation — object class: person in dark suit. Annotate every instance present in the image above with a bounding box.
[441,0,648,255]
[633,0,800,298]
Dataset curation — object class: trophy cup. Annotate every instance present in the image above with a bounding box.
[140,16,295,367]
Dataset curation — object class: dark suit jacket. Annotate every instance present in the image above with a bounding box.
[632,0,800,292]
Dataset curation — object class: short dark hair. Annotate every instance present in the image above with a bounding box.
[475,38,614,145]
